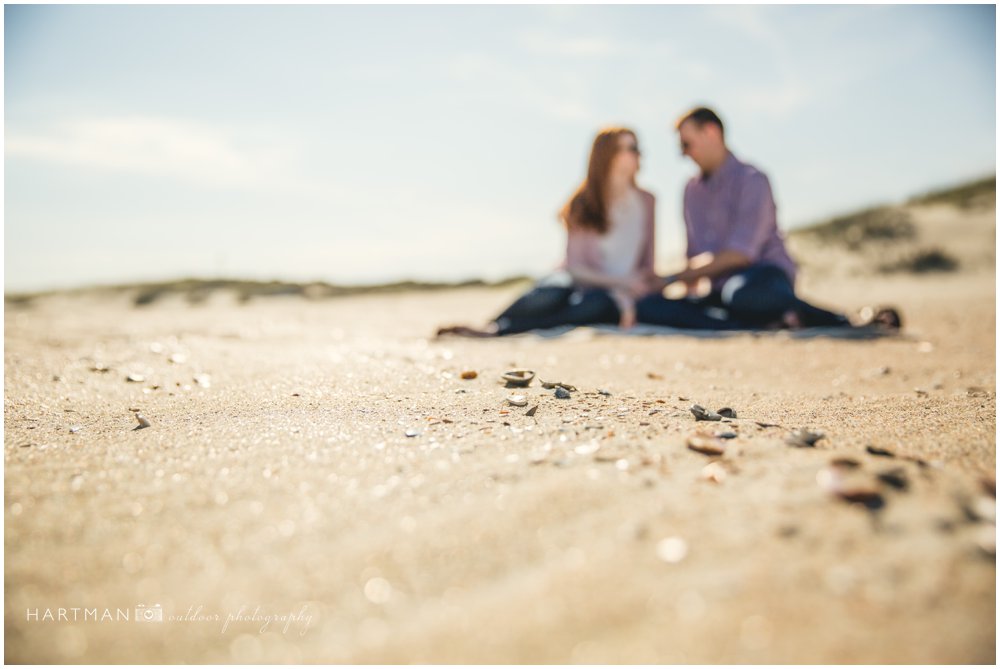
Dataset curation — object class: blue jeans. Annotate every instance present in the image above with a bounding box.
[637,264,849,330]
[493,286,620,335]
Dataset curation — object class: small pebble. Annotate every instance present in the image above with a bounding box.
[126,373,146,383]
[554,386,571,399]
[865,445,895,458]
[69,425,82,434]
[525,405,538,417]
[404,429,419,438]
[134,414,151,429]
[598,389,612,396]
[506,395,528,407]
[460,370,478,380]
[716,431,738,440]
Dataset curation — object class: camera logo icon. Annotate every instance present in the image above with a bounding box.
[135,604,163,623]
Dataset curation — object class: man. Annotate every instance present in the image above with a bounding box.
[638,106,900,330]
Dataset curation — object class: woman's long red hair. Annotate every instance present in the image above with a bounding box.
[560,127,637,235]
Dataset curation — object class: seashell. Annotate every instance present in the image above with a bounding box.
[460,370,478,380]
[404,429,419,438]
[865,445,895,458]
[876,468,909,491]
[830,457,862,469]
[193,374,211,388]
[690,404,721,421]
[506,395,528,407]
[541,380,577,392]
[168,353,187,365]
[974,525,996,557]
[501,369,535,387]
[554,386,571,399]
[69,425,82,434]
[786,429,824,447]
[687,434,726,456]
[525,405,538,417]
[134,413,151,429]
[817,466,884,510]
[90,364,110,373]
[655,536,688,563]
[126,373,146,383]
[717,407,737,419]
[701,462,728,483]
[716,431,738,440]
[597,389,612,396]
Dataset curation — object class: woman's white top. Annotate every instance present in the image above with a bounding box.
[599,188,646,277]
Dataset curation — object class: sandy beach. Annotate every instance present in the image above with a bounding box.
[4,198,996,663]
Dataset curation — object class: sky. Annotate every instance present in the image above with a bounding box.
[4,4,996,292]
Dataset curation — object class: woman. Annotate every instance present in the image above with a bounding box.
[436,127,661,337]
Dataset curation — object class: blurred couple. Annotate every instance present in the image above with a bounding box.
[437,107,901,338]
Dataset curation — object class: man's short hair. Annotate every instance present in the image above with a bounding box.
[675,107,724,135]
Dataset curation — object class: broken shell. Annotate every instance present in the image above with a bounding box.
[506,395,528,407]
[787,429,825,447]
[598,389,612,396]
[817,466,885,509]
[525,405,538,417]
[717,407,737,419]
[404,429,419,438]
[876,468,909,491]
[460,370,478,380]
[690,404,721,421]
[168,353,187,364]
[865,445,895,458]
[687,434,727,456]
[69,425,82,434]
[134,413,151,429]
[701,462,728,483]
[541,380,578,392]
[974,525,996,557]
[193,374,211,388]
[501,369,535,387]
[830,457,862,469]
[554,386,571,399]
[126,373,146,383]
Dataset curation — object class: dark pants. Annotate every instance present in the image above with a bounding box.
[492,286,620,335]
[637,264,849,330]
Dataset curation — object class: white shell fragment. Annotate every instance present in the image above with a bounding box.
[134,413,151,429]
[506,395,528,407]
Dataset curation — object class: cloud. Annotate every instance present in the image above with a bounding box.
[447,53,593,122]
[6,116,306,190]
[516,31,619,58]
